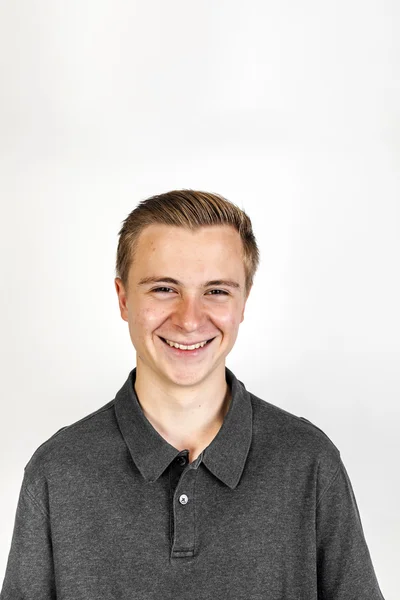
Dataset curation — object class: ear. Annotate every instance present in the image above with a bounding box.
[115,278,129,322]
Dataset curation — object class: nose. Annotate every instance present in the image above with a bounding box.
[170,294,206,333]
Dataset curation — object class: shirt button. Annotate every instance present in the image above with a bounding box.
[179,494,189,505]
[176,456,187,466]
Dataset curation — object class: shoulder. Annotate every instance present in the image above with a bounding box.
[249,391,341,486]
[23,399,117,487]
[250,392,339,450]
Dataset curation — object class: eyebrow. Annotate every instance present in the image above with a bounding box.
[137,276,241,290]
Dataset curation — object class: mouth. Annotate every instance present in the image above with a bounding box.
[158,336,216,357]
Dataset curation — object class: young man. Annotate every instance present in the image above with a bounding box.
[1,190,385,599]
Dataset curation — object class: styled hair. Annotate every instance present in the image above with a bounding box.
[115,189,260,297]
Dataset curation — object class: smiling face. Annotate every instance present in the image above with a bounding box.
[115,223,251,390]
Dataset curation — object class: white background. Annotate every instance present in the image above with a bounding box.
[0,1,398,597]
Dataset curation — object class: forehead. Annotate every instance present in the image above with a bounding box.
[132,224,245,277]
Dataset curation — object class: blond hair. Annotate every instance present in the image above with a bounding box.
[115,189,260,297]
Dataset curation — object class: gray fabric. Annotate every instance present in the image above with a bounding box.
[1,367,385,599]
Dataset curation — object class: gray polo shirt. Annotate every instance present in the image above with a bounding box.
[1,367,385,599]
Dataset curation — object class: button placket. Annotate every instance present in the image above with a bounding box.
[169,451,189,543]
[171,466,198,559]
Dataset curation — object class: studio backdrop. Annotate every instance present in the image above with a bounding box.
[0,2,398,598]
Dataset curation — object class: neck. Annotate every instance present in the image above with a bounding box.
[133,361,232,463]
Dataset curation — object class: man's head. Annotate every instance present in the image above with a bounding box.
[114,190,259,389]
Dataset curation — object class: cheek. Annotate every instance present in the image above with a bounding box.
[128,310,156,347]
[131,305,169,330]
[212,305,242,330]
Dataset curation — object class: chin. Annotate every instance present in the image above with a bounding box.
[161,365,212,387]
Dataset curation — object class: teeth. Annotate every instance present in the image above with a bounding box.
[165,339,208,350]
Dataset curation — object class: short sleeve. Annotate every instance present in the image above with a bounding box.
[316,458,385,599]
[0,475,56,600]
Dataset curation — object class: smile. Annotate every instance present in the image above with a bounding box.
[159,337,216,351]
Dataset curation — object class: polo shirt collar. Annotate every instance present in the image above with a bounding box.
[114,367,253,489]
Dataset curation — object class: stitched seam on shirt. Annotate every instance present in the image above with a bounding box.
[193,467,199,556]
[65,403,115,434]
[251,396,342,456]
[23,483,50,520]
[316,461,341,508]
[26,402,115,466]
[169,466,174,547]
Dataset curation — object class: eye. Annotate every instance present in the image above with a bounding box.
[206,289,229,295]
[151,287,228,296]
[152,287,175,293]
